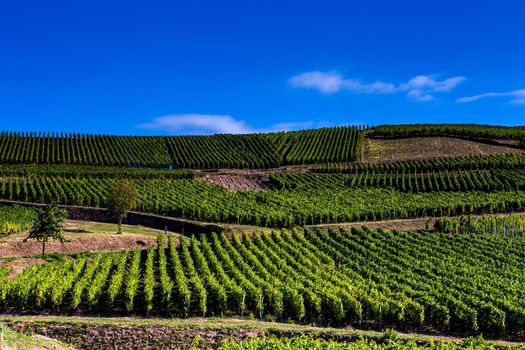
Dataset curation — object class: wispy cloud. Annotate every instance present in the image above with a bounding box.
[137,114,323,135]
[289,71,465,102]
[138,114,256,134]
[456,89,525,105]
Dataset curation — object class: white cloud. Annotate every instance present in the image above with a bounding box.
[289,71,345,94]
[137,115,324,135]
[456,89,525,105]
[289,71,465,102]
[137,114,256,134]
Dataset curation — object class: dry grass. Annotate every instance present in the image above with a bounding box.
[364,137,525,162]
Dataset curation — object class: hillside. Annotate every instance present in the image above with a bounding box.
[2,123,525,348]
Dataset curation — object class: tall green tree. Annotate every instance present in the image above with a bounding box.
[24,204,68,255]
[107,179,138,233]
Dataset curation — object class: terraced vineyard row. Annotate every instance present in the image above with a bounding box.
[219,335,501,349]
[0,127,364,168]
[3,176,525,225]
[266,126,365,164]
[2,228,525,337]
[0,132,129,166]
[314,153,525,173]
[271,169,525,193]
[435,214,525,237]
[165,134,281,169]
[0,164,194,179]
[371,123,525,142]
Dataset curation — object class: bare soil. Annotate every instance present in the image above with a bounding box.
[201,173,273,191]
[364,136,525,162]
[0,232,157,260]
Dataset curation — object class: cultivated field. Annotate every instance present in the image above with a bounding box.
[1,124,525,349]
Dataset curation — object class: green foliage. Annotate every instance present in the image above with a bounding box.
[0,127,364,169]
[266,126,365,164]
[0,164,194,179]
[124,250,141,314]
[435,215,525,237]
[217,335,504,349]
[106,179,138,233]
[156,236,173,313]
[3,229,525,338]
[5,175,525,227]
[372,123,525,141]
[24,204,68,255]
[142,247,156,315]
[0,205,36,236]
[166,134,281,169]
[106,251,128,309]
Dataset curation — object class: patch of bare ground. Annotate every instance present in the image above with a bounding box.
[364,136,525,162]
[0,232,157,259]
[200,172,274,191]
[0,218,169,261]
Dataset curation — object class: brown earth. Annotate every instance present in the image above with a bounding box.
[201,173,273,191]
[0,232,157,260]
[364,136,525,162]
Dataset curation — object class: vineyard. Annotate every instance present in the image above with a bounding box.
[314,153,525,173]
[265,126,365,164]
[2,124,525,347]
[0,126,364,169]
[2,228,525,338]
[434,214,525,237]
[0,164,194,179]
[218,335,506,350]
[371,124,525,142]
[3,175,525,226]
[0,205,35,236]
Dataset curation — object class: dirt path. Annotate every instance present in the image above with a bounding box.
[309,212,525,232]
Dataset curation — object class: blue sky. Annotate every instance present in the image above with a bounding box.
[1,0,524,135]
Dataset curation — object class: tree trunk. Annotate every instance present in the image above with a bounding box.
[42,242,46,255]
[117,216,123,234]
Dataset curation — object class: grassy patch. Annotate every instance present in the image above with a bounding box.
[0,322,71,350]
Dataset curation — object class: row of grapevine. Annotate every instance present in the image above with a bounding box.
[272,170,525,193]
[3,175,525,226]
[0,164,194,179]
[370,123,525,142]
[434,214,525,237]
[266,126,364,164]
[0,132,129,165]
[2,229,525,337]
[346,169,522,192]
[313,153,525,174]
[165,134,281,169]
[0,205,36,236]
[0,127,365,169]
[118,136,172,167]
[217,335,499,349]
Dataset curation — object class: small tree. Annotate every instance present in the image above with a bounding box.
[25,204,68,255]
[107,179,138,233]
